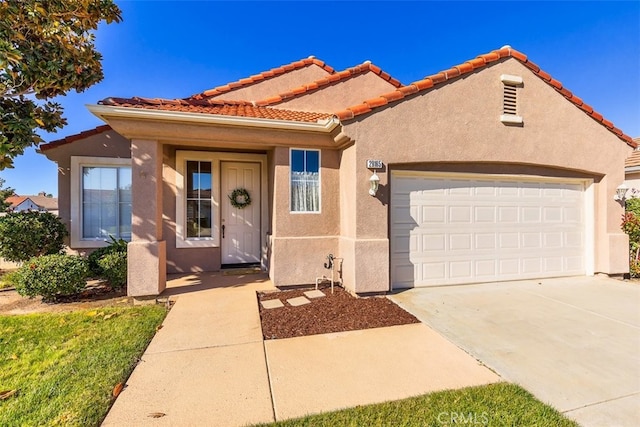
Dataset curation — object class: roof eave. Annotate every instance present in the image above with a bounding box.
[87,104,340,133]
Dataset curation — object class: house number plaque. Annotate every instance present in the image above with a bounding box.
[366,160,383,169]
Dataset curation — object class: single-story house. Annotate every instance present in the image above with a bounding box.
[40,46,635,298]
[5,193,59,215]
[624,139,640,196]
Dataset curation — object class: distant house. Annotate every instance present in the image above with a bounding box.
[40,46,635,298]
[624,138,640,197]
[5,193,59,216]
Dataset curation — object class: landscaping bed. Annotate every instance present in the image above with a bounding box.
[0,281,130,315]
[258,285,420,340]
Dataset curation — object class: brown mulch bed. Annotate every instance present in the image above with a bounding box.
[258,285,420,340]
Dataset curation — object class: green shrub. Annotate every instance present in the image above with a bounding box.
[88,236,128,277]
[97,251,127,289]
[626,197,640,216]
[14,255,88,301]
[0,212,67,263]
[622,202,640,277]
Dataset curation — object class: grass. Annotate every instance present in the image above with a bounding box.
[0,305,167,426]
[257,383,578,427]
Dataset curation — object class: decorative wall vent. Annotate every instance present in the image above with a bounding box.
[500,74,523,124]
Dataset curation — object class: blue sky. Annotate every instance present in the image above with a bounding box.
[2,0,639,196]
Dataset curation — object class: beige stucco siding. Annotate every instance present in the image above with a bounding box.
[41,130,131,251]
[341,57,630,288]
[207,64,331,102]
[275,73,398,113]
[268,146,342,286]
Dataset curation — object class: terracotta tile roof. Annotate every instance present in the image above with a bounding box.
[39,124,113,151]
[254,61,402,106]
[335,46,636,148]
[96,96,332,123]
[625,138,640,168]
[5,196,27,207]
[189,57,335,100]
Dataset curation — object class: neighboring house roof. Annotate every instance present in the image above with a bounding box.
[5,196,27,207]
[190,57,335,100]
[40,124,113,152]
[625,138,640,168]
[28,195,58,211]
[255,61,403,107]
[5,194,58,211]
[334,46,636,148]
[96,97,333,123]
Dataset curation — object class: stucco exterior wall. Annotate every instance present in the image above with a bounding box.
[268,146,341,286]
[274,73,398,113]
[341,57,631,289]
[207,65,331,102]
[40,130,131,251]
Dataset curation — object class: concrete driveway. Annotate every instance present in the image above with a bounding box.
[389,276,640,427]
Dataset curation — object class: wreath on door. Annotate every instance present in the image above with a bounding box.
[228,187,252,209]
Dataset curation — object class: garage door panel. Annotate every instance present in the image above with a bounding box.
[391,172,587,288]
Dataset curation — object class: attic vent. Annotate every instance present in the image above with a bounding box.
[503,84,517,115]
[500,74,523,125]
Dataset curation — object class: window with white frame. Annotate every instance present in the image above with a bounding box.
[175,151,219,248]
[185,160,213,238]
[71,157,132,247]
[290,149,320,212]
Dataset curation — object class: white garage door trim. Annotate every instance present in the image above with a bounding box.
[390,171,594,289]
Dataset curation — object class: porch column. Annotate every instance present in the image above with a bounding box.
[128,139,166,297]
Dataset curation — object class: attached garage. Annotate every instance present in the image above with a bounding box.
[390,171,593,288]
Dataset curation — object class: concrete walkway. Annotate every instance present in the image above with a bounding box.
[390,276,640,427]
[102,272,499,426]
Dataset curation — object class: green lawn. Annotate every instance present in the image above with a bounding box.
[0,305,167,426]
[258,383,578,427]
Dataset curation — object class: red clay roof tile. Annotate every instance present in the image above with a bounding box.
[39,124,113,151]
[96,97,332,123]
[455,62,474,74]
[443,68,461,79]
[254,61,403,107]
[336,46,635,148]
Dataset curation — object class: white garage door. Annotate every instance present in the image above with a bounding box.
[390,171,590,288]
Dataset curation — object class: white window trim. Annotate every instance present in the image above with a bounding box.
[70,156,132,248]
[175,151,221,248]
[175,151,268,255]
[289,148,321,214]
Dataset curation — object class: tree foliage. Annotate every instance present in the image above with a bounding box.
[0,177,15,211]
[0,0,122,169]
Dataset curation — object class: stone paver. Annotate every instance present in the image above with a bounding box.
[304,290,325,299]
[286,296,310,306]
[261,299,284,309]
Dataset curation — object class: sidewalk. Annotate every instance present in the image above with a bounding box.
[102,273,499,426]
